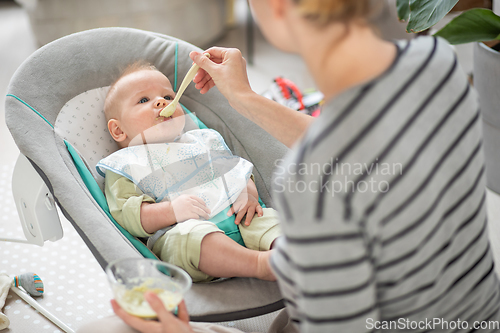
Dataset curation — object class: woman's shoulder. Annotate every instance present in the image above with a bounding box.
[395,36,457,71]
[382,35,469,102]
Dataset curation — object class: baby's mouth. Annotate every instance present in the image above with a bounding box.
[156,116,173,122]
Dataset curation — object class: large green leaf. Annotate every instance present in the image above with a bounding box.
[406,0,459,33]
[434,8,500,44]
[397,0,411,21]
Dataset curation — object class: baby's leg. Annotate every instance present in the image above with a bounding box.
[198,232,275,281]
[153,219,275,282]
[152,220,221,283]
[239,208,281,251]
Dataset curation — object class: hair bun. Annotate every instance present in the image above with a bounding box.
[295,0,374,26]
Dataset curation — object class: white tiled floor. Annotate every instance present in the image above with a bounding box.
[2,1,500,333]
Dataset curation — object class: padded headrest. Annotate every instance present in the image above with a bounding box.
[54,87,114,189]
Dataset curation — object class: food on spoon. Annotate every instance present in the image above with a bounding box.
[159,107,175,118]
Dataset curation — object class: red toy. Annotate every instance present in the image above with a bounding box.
[262,77,323,117]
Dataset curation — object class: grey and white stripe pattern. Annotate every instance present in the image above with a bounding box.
[271,36,500,332]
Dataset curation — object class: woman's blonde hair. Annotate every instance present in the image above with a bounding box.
[294,0,375,26]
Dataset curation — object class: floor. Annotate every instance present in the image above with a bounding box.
[1,1,500,333]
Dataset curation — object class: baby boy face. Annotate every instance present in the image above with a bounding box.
[109,69,186,147]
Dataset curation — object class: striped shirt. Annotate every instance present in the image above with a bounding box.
[271,36,500,332]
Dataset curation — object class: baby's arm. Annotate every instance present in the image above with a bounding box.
[140,195,211,234]
[140,201,176,234]
[105,170,210,236]
[227,178,263,226]
[105,170,156,237]
[246,178,260,203]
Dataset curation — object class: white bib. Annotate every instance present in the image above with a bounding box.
[96,129,253,218]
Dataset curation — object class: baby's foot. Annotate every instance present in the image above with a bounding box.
[256,250,276,281]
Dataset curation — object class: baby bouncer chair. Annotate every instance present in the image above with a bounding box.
[5,27,287,322]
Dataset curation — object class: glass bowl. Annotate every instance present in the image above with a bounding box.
[106,258,192,318]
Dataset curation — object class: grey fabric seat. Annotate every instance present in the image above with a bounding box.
[5,27,287,322]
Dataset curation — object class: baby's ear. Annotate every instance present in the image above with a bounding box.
[108,119,127,143]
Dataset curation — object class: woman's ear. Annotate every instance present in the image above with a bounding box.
[108,119,127,143]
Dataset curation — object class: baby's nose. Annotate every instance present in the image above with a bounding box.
[156,99,167,107]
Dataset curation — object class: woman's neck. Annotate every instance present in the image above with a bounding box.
[295,22,398,102]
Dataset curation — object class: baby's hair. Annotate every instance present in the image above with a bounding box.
[104,60,160,121]
[116,61,159,83]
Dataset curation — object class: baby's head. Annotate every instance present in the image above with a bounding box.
[104,61,185,148]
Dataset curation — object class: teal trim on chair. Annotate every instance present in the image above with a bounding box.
[211,207,245,247]
[6,94,54,129]
[181,104,208,130]
[64,140,158,260]
[174,42,179,93]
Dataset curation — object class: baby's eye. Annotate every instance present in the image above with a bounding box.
[164,95,173,100]
[139,97,149,104]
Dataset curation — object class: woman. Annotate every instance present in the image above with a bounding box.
[84,0,500,332]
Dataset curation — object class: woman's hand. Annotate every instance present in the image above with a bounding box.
[190,47,253,107]
[171,195,211,222]
[191,47,313,149]
[111,293,193,333]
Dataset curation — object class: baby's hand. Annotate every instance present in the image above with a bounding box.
[227,192,263,226]
[171,195,210,222]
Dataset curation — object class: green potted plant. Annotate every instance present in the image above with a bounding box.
[396,0,500,193]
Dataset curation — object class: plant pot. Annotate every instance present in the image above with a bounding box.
[474,41,500,193]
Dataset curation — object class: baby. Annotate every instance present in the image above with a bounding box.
[96,61,280,282]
